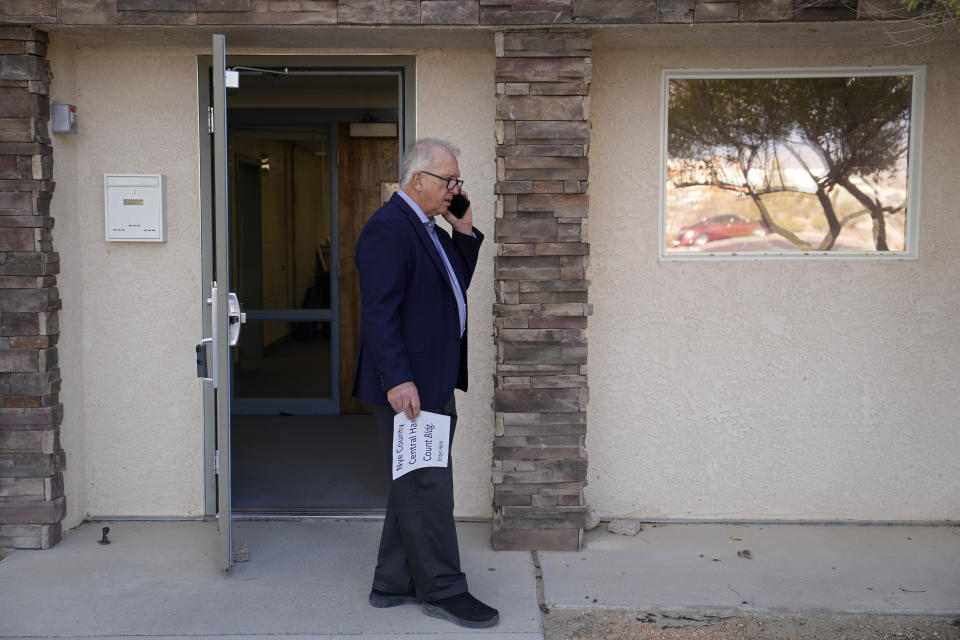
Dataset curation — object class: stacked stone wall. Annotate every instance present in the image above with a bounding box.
[491,29,590,551]
[0,0,905,26]
[0,25,64,556]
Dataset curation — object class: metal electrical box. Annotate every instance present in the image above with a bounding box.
[104,174,165,242]
[51,104,77,134]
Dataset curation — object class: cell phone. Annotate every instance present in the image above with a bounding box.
[448,194,470,219]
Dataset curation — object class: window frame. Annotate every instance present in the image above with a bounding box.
[658,66,926,261]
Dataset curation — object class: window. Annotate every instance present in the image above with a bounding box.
[660,68,924,259]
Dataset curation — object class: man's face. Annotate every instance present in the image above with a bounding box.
[417,149,461,217]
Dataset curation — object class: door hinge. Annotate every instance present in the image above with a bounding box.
[214,449,220,475]
[207,106,214,134]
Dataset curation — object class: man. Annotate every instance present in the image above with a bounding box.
[352,138,499,629]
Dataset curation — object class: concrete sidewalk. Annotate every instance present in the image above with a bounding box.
[0,519,957,639]
[540,523,960,615]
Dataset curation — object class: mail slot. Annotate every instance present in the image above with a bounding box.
[104,174,165,242]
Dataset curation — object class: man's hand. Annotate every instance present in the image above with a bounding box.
[387,381,420,420]
[442,189,474,236]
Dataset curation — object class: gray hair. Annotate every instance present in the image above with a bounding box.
[399,138,460,187]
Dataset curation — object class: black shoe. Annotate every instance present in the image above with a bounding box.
[369,587,420,608]
[421,591,499,629]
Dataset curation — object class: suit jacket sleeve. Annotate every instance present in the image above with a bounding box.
[355,214,415,392]
[448,227,484,291]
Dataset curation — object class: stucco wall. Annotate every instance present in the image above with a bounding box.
[417,49,498,518]
[587,41,960,520]
[47,41,497,521]
[48,45,206,521]
[48,39,85,530]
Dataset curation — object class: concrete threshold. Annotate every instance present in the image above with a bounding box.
[0,520,541,638]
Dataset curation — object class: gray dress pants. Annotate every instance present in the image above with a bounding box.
[370,396,468,601]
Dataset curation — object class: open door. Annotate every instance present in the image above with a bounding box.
[198,51,414,522]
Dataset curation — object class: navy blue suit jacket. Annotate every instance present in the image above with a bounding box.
[352,192,484,411]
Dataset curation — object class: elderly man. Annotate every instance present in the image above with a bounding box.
[352,138,498,629]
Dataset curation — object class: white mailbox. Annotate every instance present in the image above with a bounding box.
[104,174,165,242]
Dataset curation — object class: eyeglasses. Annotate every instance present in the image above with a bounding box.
[420,170,464,191]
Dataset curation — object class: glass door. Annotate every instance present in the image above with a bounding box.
[228,130,338,414]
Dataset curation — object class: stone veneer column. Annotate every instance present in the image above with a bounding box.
[0,26,65,555]
[491,30,591,551]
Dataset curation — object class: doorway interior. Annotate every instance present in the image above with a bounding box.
[207,59,413,515]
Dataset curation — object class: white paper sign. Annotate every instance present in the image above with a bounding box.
[392,410,451,480]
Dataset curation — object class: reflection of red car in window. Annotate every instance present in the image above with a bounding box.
[673,214,769,247]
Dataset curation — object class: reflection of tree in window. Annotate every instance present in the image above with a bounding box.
[667,75,912,252]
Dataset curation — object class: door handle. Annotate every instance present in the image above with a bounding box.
[197,282,220,388]
[196,338,213,383]
[227,291,246,347]
[198,284,246,387]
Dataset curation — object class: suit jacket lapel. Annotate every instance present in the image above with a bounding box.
[392,192,459,292]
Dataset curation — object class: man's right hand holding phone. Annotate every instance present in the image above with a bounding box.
[443,190,474,236]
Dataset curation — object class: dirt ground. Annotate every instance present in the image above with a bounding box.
[541,609,960,640]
